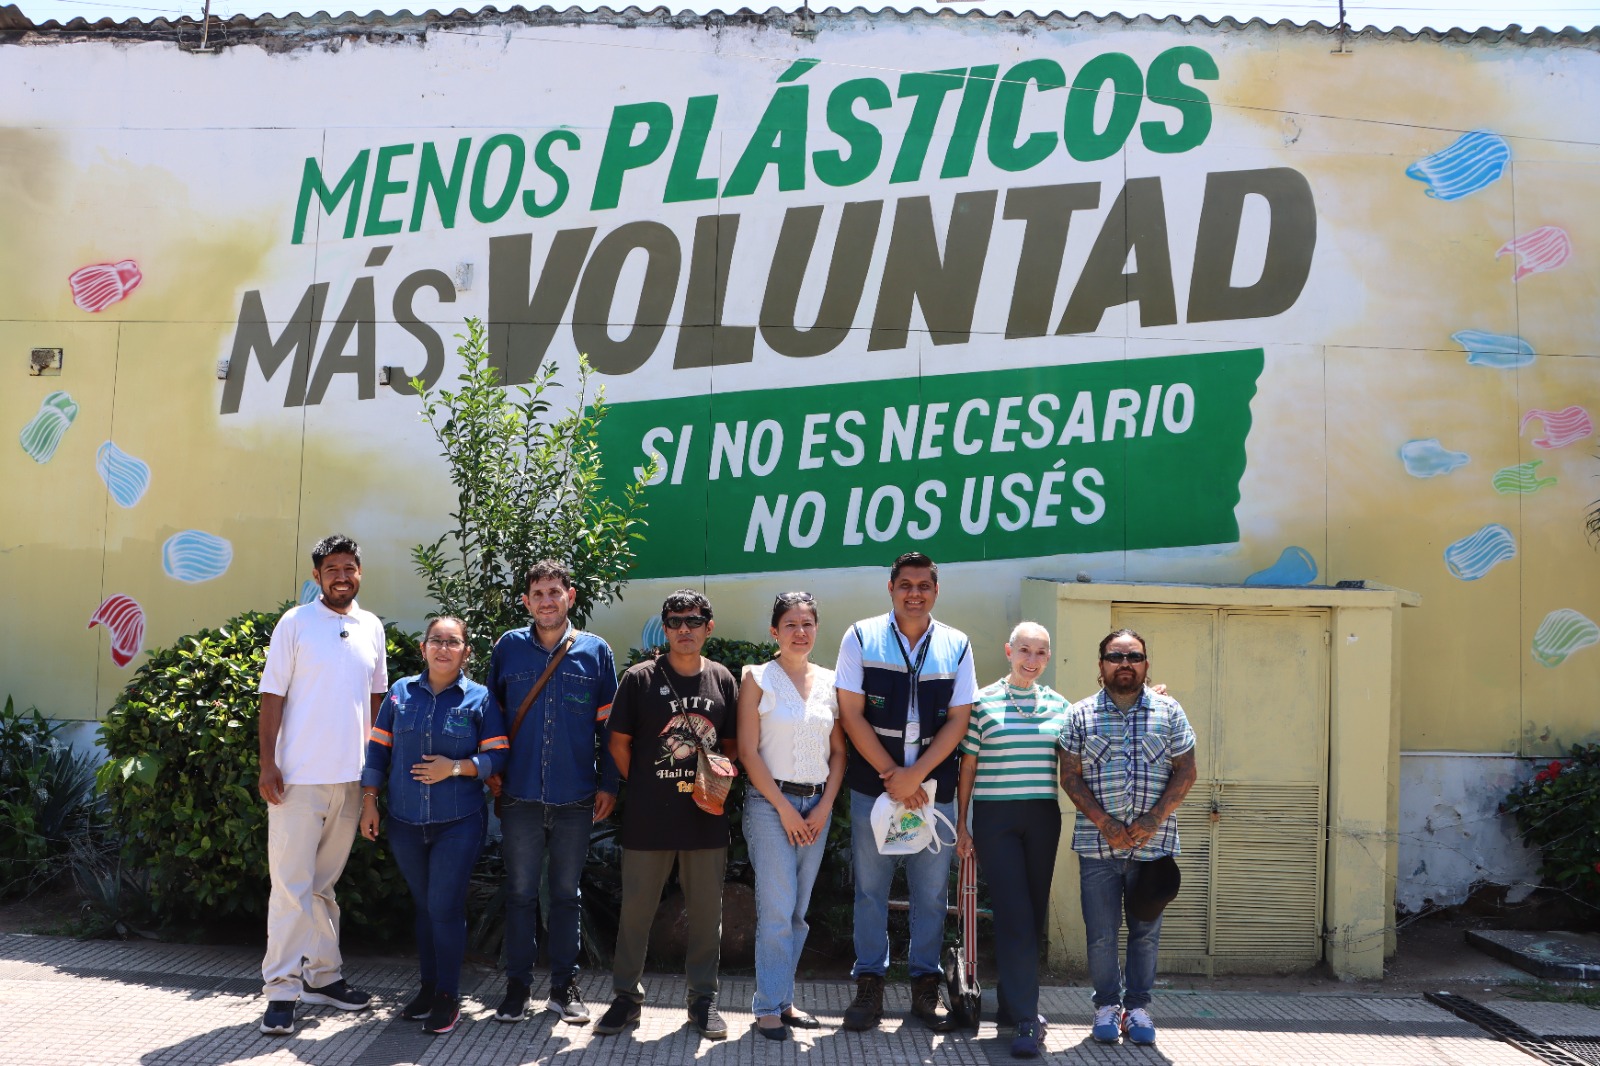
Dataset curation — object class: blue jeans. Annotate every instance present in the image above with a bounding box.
[388,808,486,997]
[743,789,830,1016]
[501,797,593,987]
[1079,854,1163,1010]
[849,788,955,979]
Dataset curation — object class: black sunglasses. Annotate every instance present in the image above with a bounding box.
[1102,651,1147,664]
[663,615,709,630]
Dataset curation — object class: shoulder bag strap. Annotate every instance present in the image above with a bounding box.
[506,633,575,744]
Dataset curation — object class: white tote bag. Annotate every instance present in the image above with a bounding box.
[870,780,958,855]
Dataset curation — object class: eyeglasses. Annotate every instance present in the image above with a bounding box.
[663,615,709,630]
[1102,651,1147,664]
[425,638,467,649]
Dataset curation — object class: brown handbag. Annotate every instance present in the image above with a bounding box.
[487,632,574,816]
[693,748,738,815]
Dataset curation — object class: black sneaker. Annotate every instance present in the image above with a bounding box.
[259,1000,296,1035]
[546,982,591,1024]
[594,995,641,1036]
[423,992,460,1035]
[302,979,372,1011]
[494,980,530,1023]
[401,984,436,1020]
[689,996,728,1039]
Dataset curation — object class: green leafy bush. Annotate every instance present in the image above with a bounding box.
[624,636,778,673]
[97,606,425,930]
[412,319,654,671]
[1502,743,1600,910]
[0,697,103,897]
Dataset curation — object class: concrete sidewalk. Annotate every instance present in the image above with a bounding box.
[0,932,1538,1066]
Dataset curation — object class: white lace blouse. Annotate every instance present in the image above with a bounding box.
[746,660,838,785]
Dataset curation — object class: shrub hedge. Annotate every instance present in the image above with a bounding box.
[97,605,424,930]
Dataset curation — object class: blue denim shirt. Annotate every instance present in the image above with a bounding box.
[362,672,508,825]
[487,625,620,804]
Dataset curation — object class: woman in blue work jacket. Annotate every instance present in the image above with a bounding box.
[360,616,508,1035]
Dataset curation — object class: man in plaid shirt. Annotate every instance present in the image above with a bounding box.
[1058,629,1197,1048]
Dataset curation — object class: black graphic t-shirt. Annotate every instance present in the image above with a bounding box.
[609,657,740,851]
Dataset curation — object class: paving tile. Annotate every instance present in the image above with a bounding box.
[1486,999,1600,1037]
[0,933,1544,1066]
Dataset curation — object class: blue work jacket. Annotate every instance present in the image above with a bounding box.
[486,625,620,804]
[362,671,508,825]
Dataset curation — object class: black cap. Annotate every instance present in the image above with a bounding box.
[1127,854,1181,922]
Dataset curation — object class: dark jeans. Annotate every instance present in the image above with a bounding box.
[388,807,487,997]
[972,799,1060,1023]
[500,797,593,987]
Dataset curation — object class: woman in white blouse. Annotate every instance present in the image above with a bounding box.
[737,591,847,1040]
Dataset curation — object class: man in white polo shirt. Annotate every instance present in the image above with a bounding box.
[256,533,389,1036]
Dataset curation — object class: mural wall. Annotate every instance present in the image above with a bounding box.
[3,9,1597,906]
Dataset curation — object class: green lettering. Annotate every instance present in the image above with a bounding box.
[724,85,810,198]
[891,69,965,184]
[940,65,997,180]
[410,139,472,233]
[665,96,721,203]
[292,150,369,244]
[363,143,414,238]
[987,59,1065,174]
[1063,53,1143,163]
[1141,46,1218,154]
[470,133,525,224]
[813,78,891,188]
[524,130,578,219]
[591,101,674,211]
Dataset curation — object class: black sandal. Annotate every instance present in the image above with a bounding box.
[781,1008,821,1029]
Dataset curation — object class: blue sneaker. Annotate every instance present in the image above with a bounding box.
[1122,1007,1157,1046]
[1010,1018,1042,1058]
[1091,1005,1122,1043]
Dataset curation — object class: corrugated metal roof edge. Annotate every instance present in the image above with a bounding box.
[4,3,1598,44]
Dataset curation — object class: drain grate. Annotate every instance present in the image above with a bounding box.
[1424,992,1594,1066]
[1551,1038,1600,1066]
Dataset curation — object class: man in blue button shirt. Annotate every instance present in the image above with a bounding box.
[486,560,620,1025]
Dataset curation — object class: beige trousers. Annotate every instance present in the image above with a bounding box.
[261,781,360,999]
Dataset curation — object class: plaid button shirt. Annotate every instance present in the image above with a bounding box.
[1059,688,1196,860]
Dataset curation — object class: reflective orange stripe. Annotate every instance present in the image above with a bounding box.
[595,702,613,722]
[369,727,393,747]
[478,736,509,751]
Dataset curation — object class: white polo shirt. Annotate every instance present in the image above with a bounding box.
[259,598,388,785]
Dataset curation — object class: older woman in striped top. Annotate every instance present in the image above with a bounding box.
[954,622,1069,1059]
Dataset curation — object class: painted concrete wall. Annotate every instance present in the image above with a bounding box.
[1397,753,1544,912]
[3,10,1598,909]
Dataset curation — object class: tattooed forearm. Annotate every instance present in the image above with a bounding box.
[1147,750,1197,823]
[1058,752,1110,824]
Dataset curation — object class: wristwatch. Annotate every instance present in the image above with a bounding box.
[451,760,462,777]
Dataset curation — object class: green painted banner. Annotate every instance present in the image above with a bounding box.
[598,349,1264,578]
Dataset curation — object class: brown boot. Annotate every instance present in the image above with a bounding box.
[842,974,885,1031]
[910,974,953,1031]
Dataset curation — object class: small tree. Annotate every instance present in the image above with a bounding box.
[412,318,654,671]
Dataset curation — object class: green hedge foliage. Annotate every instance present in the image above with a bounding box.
[1502,743,1600,910]
[97,605,424,929]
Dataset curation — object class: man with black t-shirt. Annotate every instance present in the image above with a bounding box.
[594,589,739,1041]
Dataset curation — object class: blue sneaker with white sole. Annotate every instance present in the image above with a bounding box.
[1091,1004,1122,1043]
[1122,1006,1157,1045]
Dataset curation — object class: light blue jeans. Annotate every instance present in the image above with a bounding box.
[743,789,830,1017]
[849,788,956,979]
[1079,854,1163,1010]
